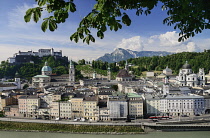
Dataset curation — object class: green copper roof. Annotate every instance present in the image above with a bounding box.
[41,61,52,72]
[127,93,142,98]
[34,75,50,78]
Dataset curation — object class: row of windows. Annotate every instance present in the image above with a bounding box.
[84,106,96,108]
[60,111,71,113]
[130,108,142,110]
[84,103,96,105]
[130,105,142,107]
[60,107,71,109]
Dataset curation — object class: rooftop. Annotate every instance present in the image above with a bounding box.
[116,69,131,78]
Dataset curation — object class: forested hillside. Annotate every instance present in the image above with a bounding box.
[1,50,210,80]
[92,50,210,76]
[0,56,73,79]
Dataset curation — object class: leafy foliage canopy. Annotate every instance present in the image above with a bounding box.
[24,0,210,44]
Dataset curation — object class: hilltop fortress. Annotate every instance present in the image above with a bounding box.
[8,48,66,64]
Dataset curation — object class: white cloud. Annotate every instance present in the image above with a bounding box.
[158,31,181,47]
[147,31,184,48]
[144,31,204,52]
[116,36,144,51]
[186,42,201,52]
[8,3,39,29]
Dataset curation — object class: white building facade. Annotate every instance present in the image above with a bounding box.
[165,95,205,116]
[176,61,205,87]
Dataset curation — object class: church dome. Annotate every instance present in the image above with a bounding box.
[182,61,191,69]
[163,66,172,72]
[15,72,21,78]
[41,62,52,72]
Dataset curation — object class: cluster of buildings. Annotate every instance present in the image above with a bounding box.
[7,48,67,64]
[0,86,144,121]
[32,60,75,88]
[1,60,210,121]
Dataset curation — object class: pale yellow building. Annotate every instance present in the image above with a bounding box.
[71,96,84,119]
[52,94,61,101]
[127,93,144,118]
[26,96,40,118]
[51,101,60,119]
[83,96,99,121]
[60,101,71,119]
[18,95,40,118]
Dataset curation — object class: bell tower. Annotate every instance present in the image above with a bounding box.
[107,66,111,81]
[69,60,75,86]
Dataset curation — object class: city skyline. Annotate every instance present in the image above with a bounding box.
[0,0,210,62]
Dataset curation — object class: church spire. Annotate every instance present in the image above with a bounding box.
[69,59,74,69]
[125,60,128,70]
[69,59,75,86]
[107,64,111,81]
[45,61,48,66]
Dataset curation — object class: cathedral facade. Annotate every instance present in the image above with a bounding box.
[32,61,75,88]
[176,61,205,87]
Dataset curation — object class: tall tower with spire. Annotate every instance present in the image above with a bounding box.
[69,60,75,86]
[107,66,111,81]
[15,72,21,89]
[125,60,129,71]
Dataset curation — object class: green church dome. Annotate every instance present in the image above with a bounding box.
[41,62,52,72]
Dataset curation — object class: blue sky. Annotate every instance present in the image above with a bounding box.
[0,0,210,62]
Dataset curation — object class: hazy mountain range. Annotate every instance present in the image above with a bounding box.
[96,48,174,63]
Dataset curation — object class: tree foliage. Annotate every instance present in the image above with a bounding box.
[1,51,210,80]
[0,56,83,81]
[24,0,210,44]
[128,50,210,75]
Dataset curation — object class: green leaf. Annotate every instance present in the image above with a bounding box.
[113,24,118,31]
[178,37,183,42]
[114,8,121,17]
[101,25,107,32]
[97,31,104,39]
[79,33,84,39]
[70,32,79,43]
[49,20,57,31]
[38,0,47,6]
[163,17,169,24]
[24,8,33,22]
[117,22,122,29]
[122,13,131,26]
[85,28,90,35]
[86,35,90,44]
[41,19,49,32]
[67,2,76,12]
[33,8,41,23]
[136,8,143,16]
[144,10,151,16]
[47,4,53,13]
[90,35,95,42]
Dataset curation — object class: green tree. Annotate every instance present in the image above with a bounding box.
[78,59,86,65]
[55,66,68,75]
[25,0,210,44]
[23,84,29,89]
[111,85,118,91]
